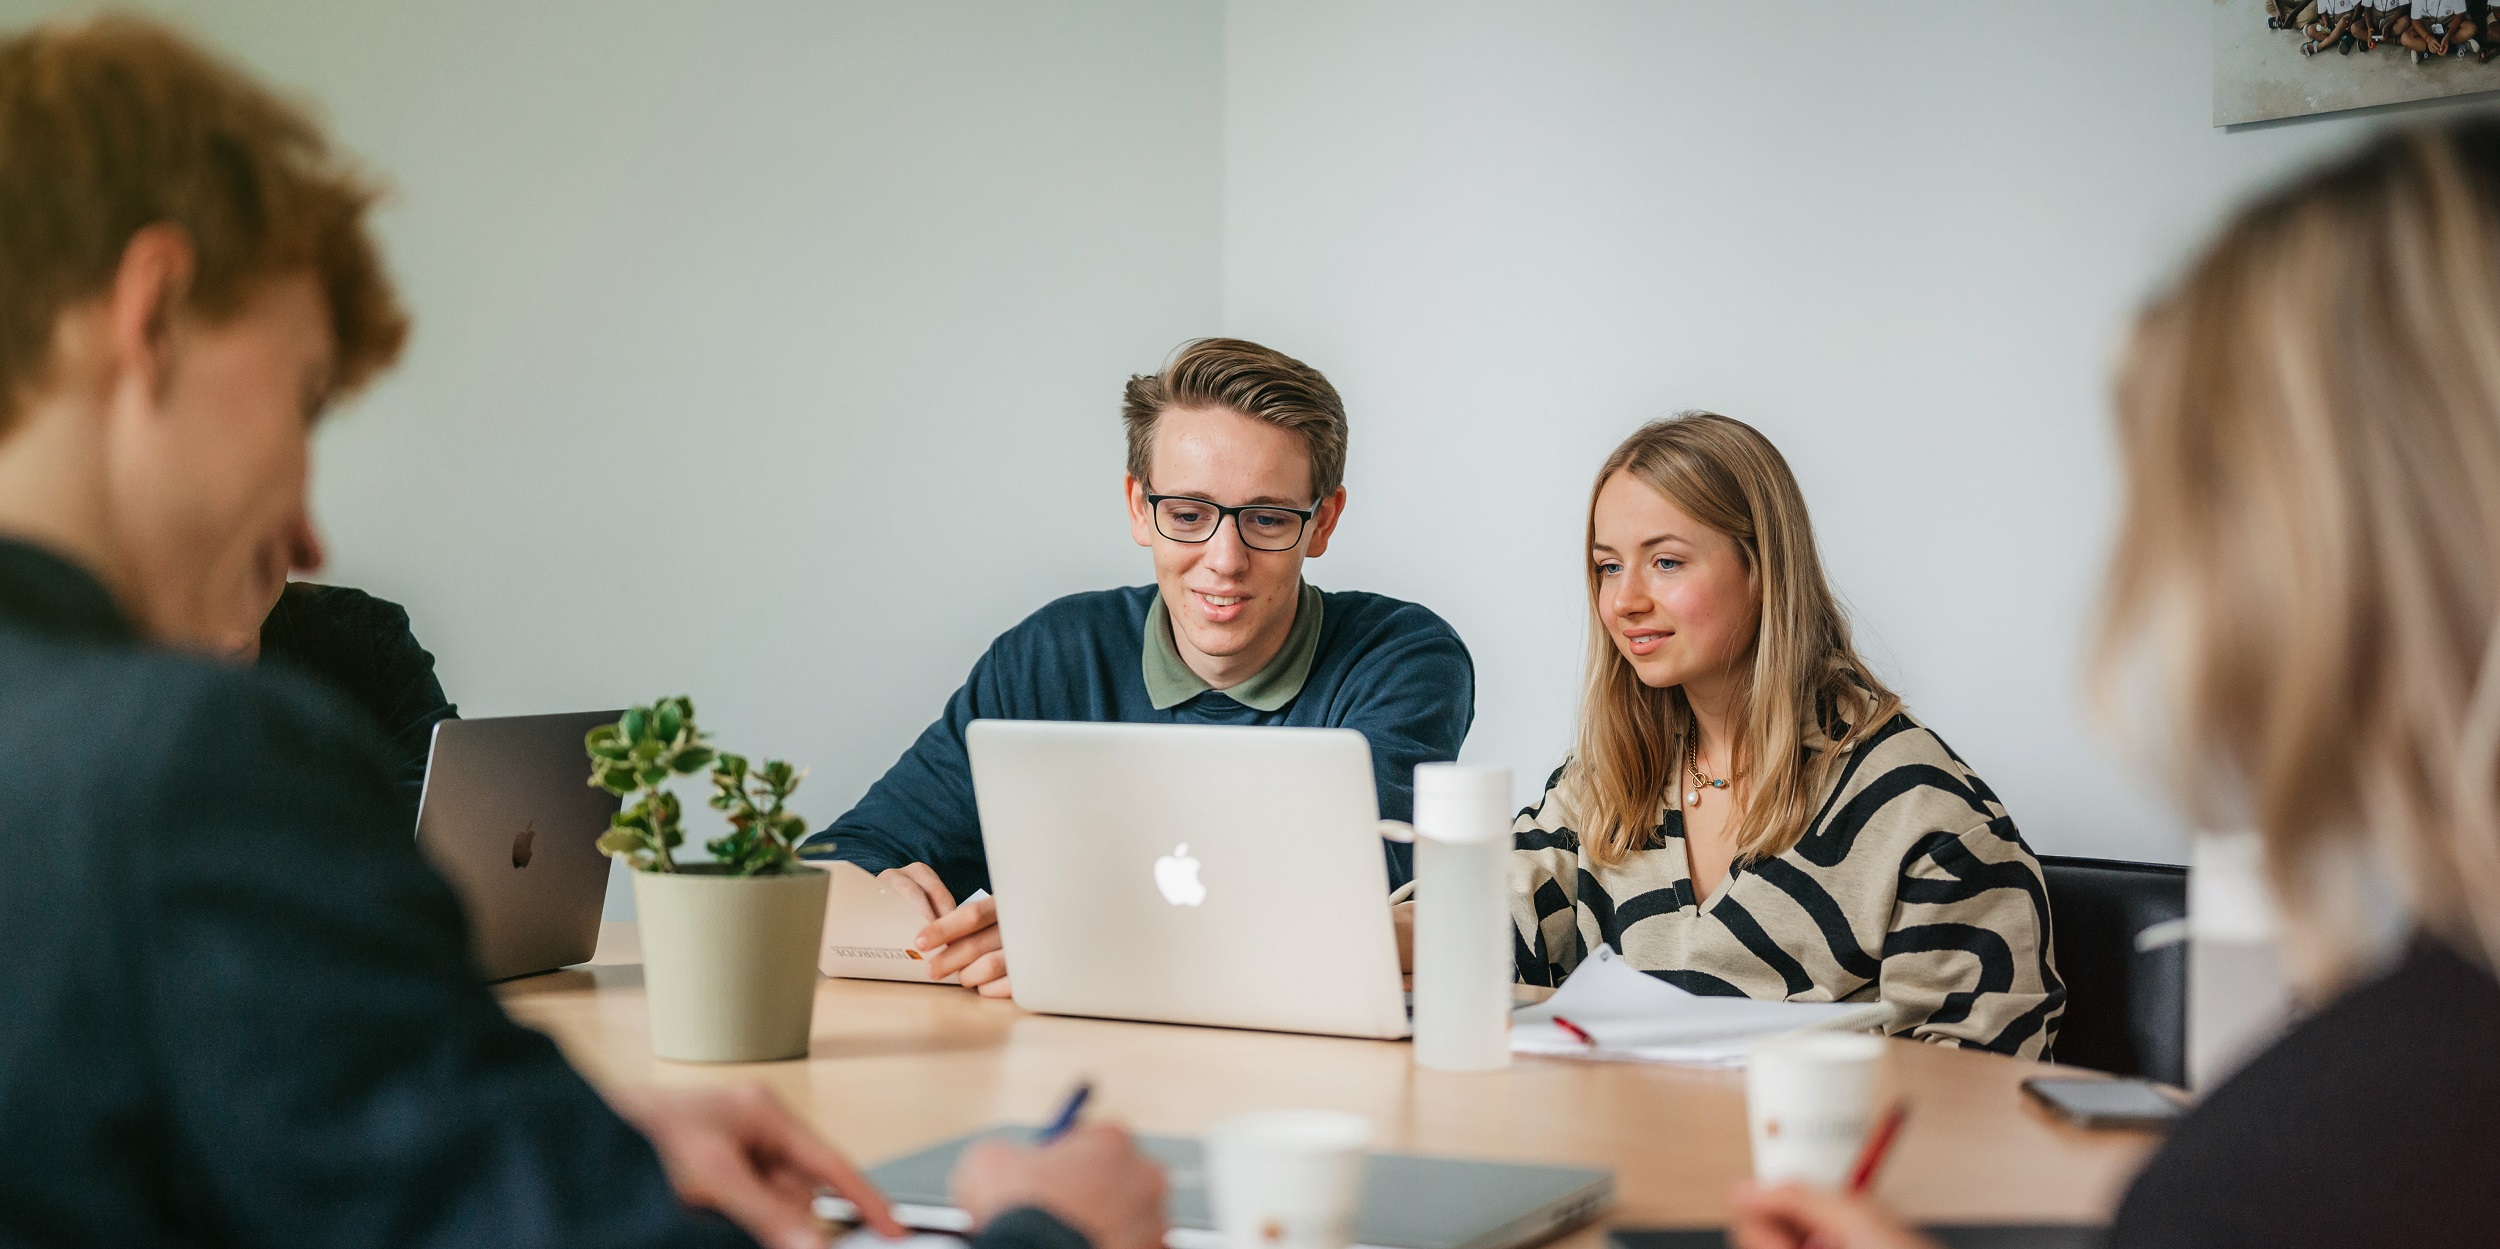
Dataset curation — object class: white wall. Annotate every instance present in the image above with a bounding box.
[3,1,2468,874]
[1221,0,2430,863]
[0,1,1229,909]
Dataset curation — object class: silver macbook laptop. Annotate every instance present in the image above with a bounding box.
[414,710,623,981]
[821,1127,1614,1249]
[966,720,1410,1039]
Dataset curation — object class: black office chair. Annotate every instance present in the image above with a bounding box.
[2038,854,2188,1086]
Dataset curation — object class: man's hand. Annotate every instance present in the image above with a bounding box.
[877,863,957,924]
[608,1082,907,1249]
[919,894,1010,998]
[877,863,1011,998]
[1392,900,1416,973]
[1727,1182,1940,1249]
[952,1123,1168,1249]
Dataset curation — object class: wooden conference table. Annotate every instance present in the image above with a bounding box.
[500,924,2162,1241]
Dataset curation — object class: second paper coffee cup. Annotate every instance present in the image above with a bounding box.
[1744,1032,1886,1187]
[1205,1109,1371,1249]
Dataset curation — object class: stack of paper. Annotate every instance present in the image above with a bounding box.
[1511,945,1889,1067]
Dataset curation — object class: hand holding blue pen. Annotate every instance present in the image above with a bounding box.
[1037,1080,1094,1144]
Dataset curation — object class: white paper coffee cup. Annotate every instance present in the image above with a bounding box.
[1744,1032,1885,1188]
[1205,1110,1371,1249]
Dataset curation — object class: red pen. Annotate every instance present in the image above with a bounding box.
[1846,1104,1910,1194]
[1551,1015,1598,1047]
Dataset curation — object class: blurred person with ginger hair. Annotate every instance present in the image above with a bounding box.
[0,15,1164,1249]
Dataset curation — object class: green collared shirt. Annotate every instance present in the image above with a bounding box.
[1141,580,1326,711]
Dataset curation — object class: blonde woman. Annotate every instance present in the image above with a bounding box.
[1511,414,2060,1057]
[1732,122,2500,1249]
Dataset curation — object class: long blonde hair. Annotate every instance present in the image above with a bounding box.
[2099,121,2500,987]
[1574,413,1899,868]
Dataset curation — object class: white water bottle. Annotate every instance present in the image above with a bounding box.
[1411,763,1512,1071]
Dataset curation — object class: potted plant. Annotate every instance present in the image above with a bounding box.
[587,696,827,1062]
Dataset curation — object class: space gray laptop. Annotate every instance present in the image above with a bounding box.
[966,720,1411,1039]
[414,710,623,981]
[821,1127,1613,1249]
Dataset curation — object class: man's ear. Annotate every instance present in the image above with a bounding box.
[1302,486,1349,559]
[1125,473,1157,549]
[103,224,197,403]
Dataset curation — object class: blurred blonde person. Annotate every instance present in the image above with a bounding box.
[1732,119,2500,1249]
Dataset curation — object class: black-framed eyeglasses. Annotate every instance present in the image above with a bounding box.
[1144,493,1319,552]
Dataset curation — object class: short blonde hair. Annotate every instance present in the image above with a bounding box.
[2100,121,2500,985]
[0,14,407,433]
[1120,338,1348,502]
[1573,412,1899,868]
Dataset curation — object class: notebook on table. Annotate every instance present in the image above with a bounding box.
[1610,1225,2102,1249]
[811,859,983,986]
[1513,945,1889,1066]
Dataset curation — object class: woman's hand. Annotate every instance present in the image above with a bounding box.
[1727,1183,1940,1249]
[608,1082,906,1249]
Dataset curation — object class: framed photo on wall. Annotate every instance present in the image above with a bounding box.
[2217,0,2500,124]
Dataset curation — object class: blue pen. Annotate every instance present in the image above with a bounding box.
[1037,1080,1094,1144]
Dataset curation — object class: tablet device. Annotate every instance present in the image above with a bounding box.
[819,1127,1612,1249]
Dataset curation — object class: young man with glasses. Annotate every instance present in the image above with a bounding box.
[804,338,1476,998]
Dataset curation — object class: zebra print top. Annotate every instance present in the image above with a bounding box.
[1510,712,2063,1058]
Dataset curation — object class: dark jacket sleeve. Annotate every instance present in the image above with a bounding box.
[806,644,1014,902]
[355,597,458,813]
[1331,606,1476,887]
[128,670,749,1249]
[976,1208,1094,1249]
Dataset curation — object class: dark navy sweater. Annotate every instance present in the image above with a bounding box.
[806,584,1476,896]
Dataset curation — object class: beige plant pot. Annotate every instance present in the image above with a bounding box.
[633,864,830,1062]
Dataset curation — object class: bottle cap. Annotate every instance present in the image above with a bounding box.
[1415,762,1508,801]
[1412,763,1511,843]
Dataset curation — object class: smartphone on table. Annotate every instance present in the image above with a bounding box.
[2021,1076,2188,1130]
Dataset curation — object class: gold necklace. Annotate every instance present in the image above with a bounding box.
[1683,735,1732,808]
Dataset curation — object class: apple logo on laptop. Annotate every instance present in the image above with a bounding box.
[511,821,536,869]
[1154,843,1206,907]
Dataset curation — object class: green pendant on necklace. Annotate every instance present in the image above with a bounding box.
[1682,735,1733,808]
